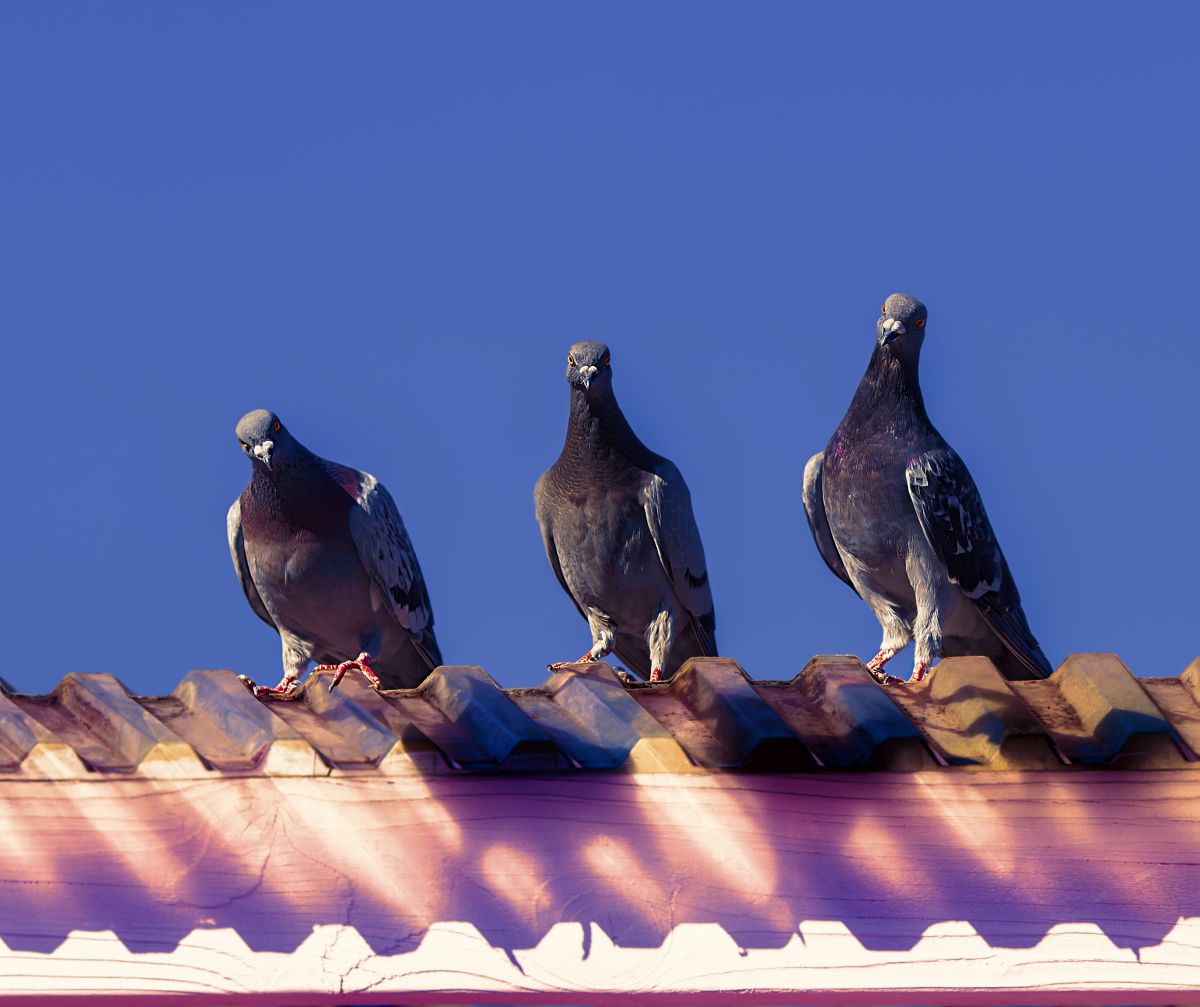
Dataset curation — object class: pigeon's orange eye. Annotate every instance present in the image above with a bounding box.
[273,419,280,432]
[239,440,249,450]
[602,354,611,367]
[568,353,576,366]
[881,303,887,315]
[915,318,926,329]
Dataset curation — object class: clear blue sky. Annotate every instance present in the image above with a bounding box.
[2,3,1197,696]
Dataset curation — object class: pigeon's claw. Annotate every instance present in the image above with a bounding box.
[316,653,381,693]
[547,648,608,672]
[864,648,906,686]
[237,673,302,701]
[866,660,931,688]
[868,669,907,687]
[548,652,599,671]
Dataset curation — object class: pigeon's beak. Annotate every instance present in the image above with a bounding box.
[253,439,274,470]
[880,318,907,344]
[578,365,598,389]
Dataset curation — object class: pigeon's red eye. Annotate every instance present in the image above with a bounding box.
[881,304,887,315]
[915,318,926,329]
[239,440,248,450]
[602,354,611,367]
[273,420,280,432]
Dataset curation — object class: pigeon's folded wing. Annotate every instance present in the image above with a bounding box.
[643,462,717,653]
[332,465,436,643]
[226,498,275,629]
[802,451,858,594]
[534,475,586,619]
[906,447,1052,679]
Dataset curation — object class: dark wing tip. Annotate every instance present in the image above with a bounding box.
[978,604,1055,679]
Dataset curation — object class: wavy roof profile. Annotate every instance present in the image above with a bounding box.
[1,654,1197,778]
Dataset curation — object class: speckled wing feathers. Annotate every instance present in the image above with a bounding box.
[329,464,437,649]
[906,449,1004,600]
[906,447,1052,678]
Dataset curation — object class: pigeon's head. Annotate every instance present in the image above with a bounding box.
[876,293,928,354]
[235,409,296,472]
[565,341,613,395]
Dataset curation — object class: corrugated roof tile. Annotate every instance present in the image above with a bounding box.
[0,691,89,778]
[758,656,933,769]
[1,654,1198,777]
[9,673,203,776]
[663,658,811,770]
[884,656,1059,768]
[381,665,564,771]
[262,675,400,768]
[1012,654,1185,765]
[139,668,323,774]
[1138,657,1200,760]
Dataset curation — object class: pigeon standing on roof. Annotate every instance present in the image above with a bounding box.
[535,342,717,682]
[802,294,1054,685]
[228,409,442,698]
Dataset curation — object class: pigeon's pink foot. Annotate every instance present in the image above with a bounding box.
[316,652,382,692]
[909,661,931,684]
[866,646,902,685]
[237,673,302,700]
[649,667,664,683]
[548,649,607,672]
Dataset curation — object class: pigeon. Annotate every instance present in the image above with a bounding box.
[228,409,442,698]
[534,341,717,682]
[802,294,1054,685]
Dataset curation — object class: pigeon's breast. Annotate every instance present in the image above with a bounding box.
[823,435,919,567]
[553,485,668,615]
[245,531,375,652]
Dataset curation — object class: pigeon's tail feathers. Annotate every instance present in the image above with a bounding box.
[613,636,652,681]
[979,607,1055,680]
[410,630,443,673]
[989,642,1054,681]
[690,608,718,658]
[612,612,715,682]
[802,451,858,595]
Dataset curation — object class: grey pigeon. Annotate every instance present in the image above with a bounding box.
[534,341,717,682]
[802,294,1053,685]
[228,409,442,697]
